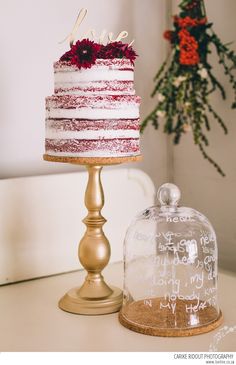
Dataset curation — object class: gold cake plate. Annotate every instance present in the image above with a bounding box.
[43,154,142,165]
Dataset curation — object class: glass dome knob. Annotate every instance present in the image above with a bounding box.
[157,183,181,206]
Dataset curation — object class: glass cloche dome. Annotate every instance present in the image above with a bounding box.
[119,183,223,336]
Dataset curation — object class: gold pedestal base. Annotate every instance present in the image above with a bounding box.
[43,154,141,315]
[59,285,122,315]
[47,162,129,315]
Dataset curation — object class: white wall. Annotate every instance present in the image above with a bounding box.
[0,0,168,187]
[171,0,236,271]
[1,0,235,275]
[0,168,155,284]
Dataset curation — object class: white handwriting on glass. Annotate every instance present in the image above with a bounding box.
[166,215,194,223]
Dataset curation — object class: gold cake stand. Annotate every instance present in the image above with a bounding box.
[44,154,141,315]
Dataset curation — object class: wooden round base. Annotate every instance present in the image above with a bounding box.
[59,286,123,315]
[119,298,223,337]
[43,154,142,165]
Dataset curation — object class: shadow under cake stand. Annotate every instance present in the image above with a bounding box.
[43,154,141,315]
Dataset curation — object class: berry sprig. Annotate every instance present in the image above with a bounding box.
[141,0,236,176]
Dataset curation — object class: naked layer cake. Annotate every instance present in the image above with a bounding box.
[45,39,141,160]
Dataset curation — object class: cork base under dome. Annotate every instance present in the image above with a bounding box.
[119,298,223,337]
[43,154,142,165]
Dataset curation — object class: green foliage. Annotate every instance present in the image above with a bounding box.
[141,0,236,176]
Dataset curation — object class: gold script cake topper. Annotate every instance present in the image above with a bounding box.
[60,8,134,47]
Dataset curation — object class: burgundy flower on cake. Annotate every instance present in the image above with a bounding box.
[71,39,101,69]
[60,39,101,69]
[99,42,138,64]
[99,42,125,59]
[60,40,138,68]
[60,49,73,62]
[123,44,138,65]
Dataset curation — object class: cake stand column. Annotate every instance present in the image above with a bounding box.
[59,164,123,315]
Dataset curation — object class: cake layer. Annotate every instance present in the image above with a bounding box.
[46,119,140,131]
[54,59,135,96]
[46,94,140,119]
[46,95,140,109]
[54,80,135,96]
[54,59,134,72]
[45,138,140,157]
[46,54,140,159]
[46,107,139,119]
[54,69,134,83]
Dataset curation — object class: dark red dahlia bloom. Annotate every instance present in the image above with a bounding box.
[70,39,101,69]
[99,42,137,64]
[100,42,126,59]
[60,49,73,62]
[123,44,138,64]
[60,39,101,69]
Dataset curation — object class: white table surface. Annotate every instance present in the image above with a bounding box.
[0,262,236,352]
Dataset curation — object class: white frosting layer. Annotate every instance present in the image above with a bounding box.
[45,129,139,140]
[47,107,139,119]
[54,70,134,83]
[46,150,140,157]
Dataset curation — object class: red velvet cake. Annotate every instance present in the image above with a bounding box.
[45,40,141,159]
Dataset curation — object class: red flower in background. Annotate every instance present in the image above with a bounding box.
[198,17,208,25]
[174,15,207,28]
[164,15,207,60]
[185,1,199,10]
[163,30,174,42]
[179,29,200,65]
[174,15,197,27]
